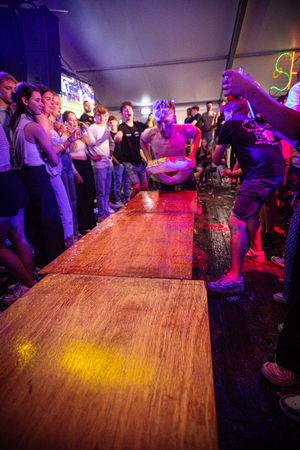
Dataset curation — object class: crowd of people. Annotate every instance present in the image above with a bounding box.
[1,67,300,422]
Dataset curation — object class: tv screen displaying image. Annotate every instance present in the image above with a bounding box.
[60,73,95,118]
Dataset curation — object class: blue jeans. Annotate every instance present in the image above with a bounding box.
[123,162,148,186]
[113,164,130,203]
[95,165,112,217]
[61,152,78,235]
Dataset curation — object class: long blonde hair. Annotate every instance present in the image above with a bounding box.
[62,110,86,150]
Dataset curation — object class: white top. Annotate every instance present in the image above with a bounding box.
[0,124,10,167]
[70,139,88,159]
[14,115,45,169]
[89,124,114,169]
[286,81,300,112]
[26,140,45,166]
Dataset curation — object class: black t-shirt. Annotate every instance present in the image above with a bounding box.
[79,112,95,125]
[195,146,209,165]
[215,113,225,138]
[110,131,122,165]
[191,113,203,130]
[218,115,285,179]
[118,121,147,164]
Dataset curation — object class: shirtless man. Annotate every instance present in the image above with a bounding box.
[140,99,201,190]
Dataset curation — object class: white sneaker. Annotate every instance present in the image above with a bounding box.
[278,323,284,333]
[271,255,285,268]
[244,249,265,263]
[109,202,120,211]
[279,395,300,422]
[108,206,116,214]
[207,272,244,293]
[2,284,31,305]
[273,292,289,304]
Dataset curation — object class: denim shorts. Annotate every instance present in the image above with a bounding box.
[232,176,282,222]
[123,162,148,186]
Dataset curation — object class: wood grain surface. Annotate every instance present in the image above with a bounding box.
[40,212,194,279]
[118,190,197,214]
[0,274,218,450]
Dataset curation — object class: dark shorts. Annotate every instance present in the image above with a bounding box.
[159,170,197,192]
[0,169,29,217]
[232,176,282,222]
[123,162,148,186]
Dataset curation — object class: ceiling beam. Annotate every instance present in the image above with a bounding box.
[74,48,300,75]
[220,0,249,100]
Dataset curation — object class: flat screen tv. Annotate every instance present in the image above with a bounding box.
[60,72,95,118]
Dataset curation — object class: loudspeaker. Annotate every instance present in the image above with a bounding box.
[0,7,27,82]
[25,52,61,93]
[20,5,61,93]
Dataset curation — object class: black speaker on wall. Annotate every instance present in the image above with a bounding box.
[19,5,61,93]
[0,7,27,82]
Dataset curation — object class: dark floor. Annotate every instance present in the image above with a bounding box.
[193,183,300,450]
[1,182,299,448]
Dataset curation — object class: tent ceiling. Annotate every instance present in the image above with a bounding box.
[34,0,300,110]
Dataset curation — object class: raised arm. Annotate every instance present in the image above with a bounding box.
[36,114,52,142]
[81,122,96,146]
[212,143,227,166]
[27,122,79,165]
[184,125,201,160]
[27,122,59,166]
[140,129,153,162]
[108,131,115,157]
[222,70,300,141]
[114,130,123,144]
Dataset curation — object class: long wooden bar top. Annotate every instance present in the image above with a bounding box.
[118,190,197,214]
[40,211,194,279]
[0,273,218,450]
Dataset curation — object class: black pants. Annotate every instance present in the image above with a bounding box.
[73,159,96,232]
[19,165,65,268]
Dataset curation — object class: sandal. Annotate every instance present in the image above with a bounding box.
[261,362,300,386]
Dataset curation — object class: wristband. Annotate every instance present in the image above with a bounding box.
[247,84,260,103]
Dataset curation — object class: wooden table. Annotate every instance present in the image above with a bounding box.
[0,274,218,450]
[40,211,195,279]
[118,190,197,214]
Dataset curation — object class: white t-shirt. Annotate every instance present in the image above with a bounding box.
[89,124,114,169]
[286,81,300,112]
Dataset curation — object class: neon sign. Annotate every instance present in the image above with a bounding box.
[270,51,298,95]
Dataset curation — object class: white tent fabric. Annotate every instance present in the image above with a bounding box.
[35,0,300,121]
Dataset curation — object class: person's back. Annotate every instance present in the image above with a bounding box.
[219,114,284,180]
